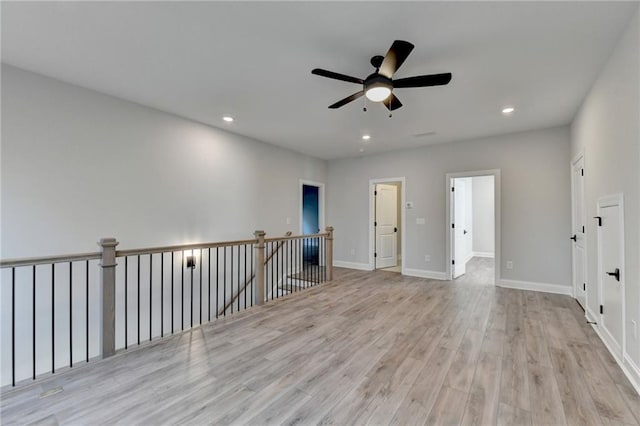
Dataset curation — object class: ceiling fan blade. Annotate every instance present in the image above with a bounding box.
[379,40,415,78]
[393,73,452,88]
[383,93,403,111]
[312,68,364,85]
[328,90,365,109]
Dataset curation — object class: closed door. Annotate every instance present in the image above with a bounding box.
[453,179,468,278]
[571,157,587,308]
[375,184,398,269]
[598,197,624,357]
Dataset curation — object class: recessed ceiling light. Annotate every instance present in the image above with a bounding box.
[502,106,515,115]
[362,135,371,140]
[223,116,234,122]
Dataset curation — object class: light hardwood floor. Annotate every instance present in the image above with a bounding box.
[1,267,639,425]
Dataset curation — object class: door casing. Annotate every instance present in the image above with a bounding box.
[445,170,501,284]
[369,177,406,273]
[571,151,588,308]
[596,193,626,360]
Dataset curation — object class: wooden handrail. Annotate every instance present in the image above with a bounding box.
[219,232,292,315]
[0,252,102,268]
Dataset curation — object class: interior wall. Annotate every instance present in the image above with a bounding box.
[472,175,495,255]
[570,8,639,364]
[1,64,327,258]
[328,126,571,287]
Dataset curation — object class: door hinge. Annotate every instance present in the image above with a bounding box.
[452,223,455,229]
[451,187,455,192]
[452,260,455,265]
[374,221,377,227]
[583,283,586,291]
[581,168,584,176]
[600,305,603,315]
[374,253,377,258]
[374,190,377,196]
[394,227,397,233]
[582,225,585,233]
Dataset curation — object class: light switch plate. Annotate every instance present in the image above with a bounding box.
[416,218,425,225]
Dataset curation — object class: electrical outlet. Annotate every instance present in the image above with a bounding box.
[506,261,513,269]
[350,249,355,256]
[632,320,637,340]
[424,255,431,262]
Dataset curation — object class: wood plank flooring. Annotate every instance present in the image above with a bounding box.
[1,266,639,425]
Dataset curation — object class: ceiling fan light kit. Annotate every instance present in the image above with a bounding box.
[312,40,452,112]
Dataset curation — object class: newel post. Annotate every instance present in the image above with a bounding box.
[326,226,334,281]
[254,230,266,305]
[98,238,118,358]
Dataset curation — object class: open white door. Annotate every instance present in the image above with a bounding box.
[452,179,468,278]
[597,195,625,359]
[571,156,587,308]
[375,184,398,269]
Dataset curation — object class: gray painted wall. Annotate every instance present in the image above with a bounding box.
[570,9,639,364]
[328,126,572,287]
[472,175,495,255]
[1,65,327,258]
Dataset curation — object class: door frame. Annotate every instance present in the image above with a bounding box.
[445,170,501,284]
[369,177,406,273]
[596,193,626,360]
[570,151,588,305]
[299,179,325,235]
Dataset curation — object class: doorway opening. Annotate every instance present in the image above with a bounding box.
[300,181,324,267]
[369,178,405,273]
[446,171,501,285]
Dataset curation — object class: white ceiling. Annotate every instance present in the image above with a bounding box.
[1,1,636,159]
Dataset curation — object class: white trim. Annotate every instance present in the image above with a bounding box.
[589,323,640,396]
[368,177,406,274]
[333,260,372,271]
[403,268,447,281]
[446,170,501,285]
[586,307,598,323]
[622,354,640,395]
[596,193,626,361]
[472,251,495,258]
[497,279,572,296]
[570,151,588,309]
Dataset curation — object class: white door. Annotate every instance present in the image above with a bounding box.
[571,157,587,308]
[598,196,625,358]
[375,184,398,269]
[453,179,469,278]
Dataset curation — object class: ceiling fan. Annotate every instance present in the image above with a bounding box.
[312,40,452,112]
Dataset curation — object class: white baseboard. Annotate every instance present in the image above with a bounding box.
[472,251,495,258]
[333,261,372,271]
[497,279,572,296]
[623,354,640,395]
[403,268,447,281]
[590,322,640,396]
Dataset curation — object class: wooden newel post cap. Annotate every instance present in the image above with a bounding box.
[98,238,119,248]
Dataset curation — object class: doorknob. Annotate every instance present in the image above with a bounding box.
[606,268,620,282]
[463,230,468,235]
[570,235,577,242]
[394,227,397,233]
